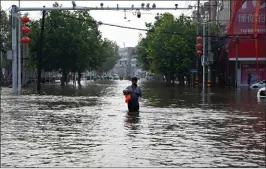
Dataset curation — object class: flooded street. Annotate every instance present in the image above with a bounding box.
[1,80,265,167]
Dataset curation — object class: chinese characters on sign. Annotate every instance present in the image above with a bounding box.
[237,13,266,33]
[233,0,266,35]
[238,13,265,23]
[245,68,265,72]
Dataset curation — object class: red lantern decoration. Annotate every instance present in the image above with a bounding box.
[21,16,30,23]
[197,36,203,42]
[22,26,30,34]
[197,50,202,56]
[21,36,30,44]
[196,43,203,49]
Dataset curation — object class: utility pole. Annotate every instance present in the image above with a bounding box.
[37,8,45,94]
[235,36,239,87]
[196,0,200,86]
[11,5,18,95]
[202,22,206,87]
[207,8,212,87]
[17,14,22,94]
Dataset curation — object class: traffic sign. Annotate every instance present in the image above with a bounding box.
[190,68,197,73]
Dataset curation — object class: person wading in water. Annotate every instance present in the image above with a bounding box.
[248,73,252,87]
[123,77,142,112]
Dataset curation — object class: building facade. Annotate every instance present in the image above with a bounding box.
[112,47,145,79]
[227,0,266,86]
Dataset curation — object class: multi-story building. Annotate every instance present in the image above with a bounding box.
[112,47,145,79]
[216,0,231,36]
[226,0,266,86]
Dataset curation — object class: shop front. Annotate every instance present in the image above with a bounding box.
[240,63,266,86]
[227,0,266,87]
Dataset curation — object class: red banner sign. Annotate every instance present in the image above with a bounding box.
[228,0,266,59]
[233,0,266,35]
[241,64,266,83]
[228,38,266,58]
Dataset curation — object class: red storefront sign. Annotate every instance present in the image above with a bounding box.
[228,0,266,59]
[241,64,266,83]
[233,0,266,35]
[228,38,266,58]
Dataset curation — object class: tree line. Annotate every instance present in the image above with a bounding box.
[0,3,119,86]
[136,13,197,85]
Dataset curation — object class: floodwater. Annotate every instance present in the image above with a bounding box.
[1,80,265,167]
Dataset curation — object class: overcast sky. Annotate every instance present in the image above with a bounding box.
[1,1,197,47]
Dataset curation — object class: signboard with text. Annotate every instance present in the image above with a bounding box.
[233,0,266,35]
[229,0,266,59]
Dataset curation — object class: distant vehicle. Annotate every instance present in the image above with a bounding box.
[250,80,266,89]
[112,74,119,80]
[146,73,154,80]
[257,87,265,98]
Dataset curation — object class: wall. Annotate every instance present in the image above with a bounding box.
[216,0,231,35]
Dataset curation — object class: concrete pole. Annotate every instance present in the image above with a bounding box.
[202,22,206,87]
[22,44,26,86]
[18,15,22,94]
[207,13,211,87]
[11,5,18,95]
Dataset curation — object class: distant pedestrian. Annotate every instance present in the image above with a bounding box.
[248,73,252,86]
[216,76,219,84]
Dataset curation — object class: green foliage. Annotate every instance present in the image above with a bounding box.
[28,2,118,77]
[0,8,11,70]
[136,13,197,81]
[96,38,119,73]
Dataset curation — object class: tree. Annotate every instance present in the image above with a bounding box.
[0,8,11,79]
[96,39,119,74]
[28,2,107,86]
[136,13,196,85]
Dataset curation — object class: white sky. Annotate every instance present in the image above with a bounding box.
[1,1,197,47]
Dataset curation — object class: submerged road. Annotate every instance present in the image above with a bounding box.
[1,80,265,167]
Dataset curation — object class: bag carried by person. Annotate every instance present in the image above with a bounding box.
[125,94,131,103]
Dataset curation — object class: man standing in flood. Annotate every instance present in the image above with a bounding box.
[248,73,252,86]
[123,77,142,112]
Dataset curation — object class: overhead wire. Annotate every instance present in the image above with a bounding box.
[57,13,266,40]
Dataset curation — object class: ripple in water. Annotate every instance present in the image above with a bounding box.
[1,80,265,167]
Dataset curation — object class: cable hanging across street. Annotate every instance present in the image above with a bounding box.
[58,13,266,40]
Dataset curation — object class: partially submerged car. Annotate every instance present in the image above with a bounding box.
[257,87,266,98]
[250,80,266,89]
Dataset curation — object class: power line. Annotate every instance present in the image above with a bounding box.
[58,13,266,40]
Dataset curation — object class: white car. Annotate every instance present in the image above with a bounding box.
[257,87,265,98]
[112,74,119,80]
[250,80,266,89]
